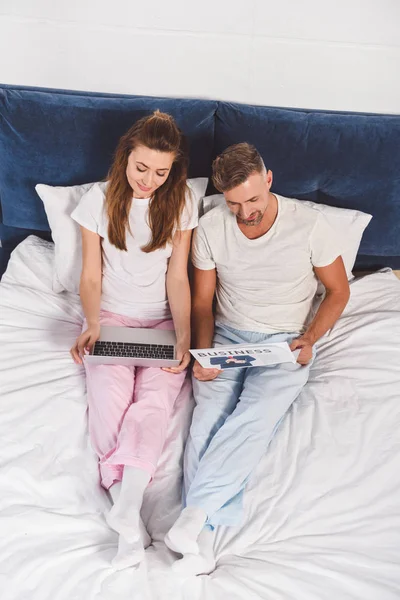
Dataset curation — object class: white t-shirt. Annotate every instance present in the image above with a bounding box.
[192,194,343,334]
[71,181,198,319]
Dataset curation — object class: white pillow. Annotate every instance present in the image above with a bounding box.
[36,177,208,294]
[201,193,372,278]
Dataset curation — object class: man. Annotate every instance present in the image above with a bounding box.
[165,143,350,575]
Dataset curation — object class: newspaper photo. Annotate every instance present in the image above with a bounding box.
[190,342,299,370]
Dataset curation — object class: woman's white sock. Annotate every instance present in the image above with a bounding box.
[108,481,122,504]
[106,466,151,543]
[112,535,144,571]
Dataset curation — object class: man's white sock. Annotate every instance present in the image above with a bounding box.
[165,506,207,556]
[172,528,216,577]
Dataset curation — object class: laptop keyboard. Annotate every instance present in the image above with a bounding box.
[93,340,175,360]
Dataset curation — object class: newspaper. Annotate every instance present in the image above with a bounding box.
[190,342,299,370]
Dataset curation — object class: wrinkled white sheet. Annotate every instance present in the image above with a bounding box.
[1,236,399,600]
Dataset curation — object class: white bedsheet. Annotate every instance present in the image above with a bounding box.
[1,236,399,600]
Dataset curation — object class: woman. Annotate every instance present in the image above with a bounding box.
[70,111,196,569]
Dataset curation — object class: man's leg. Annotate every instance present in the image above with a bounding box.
[165,367,244,555]
[166,355,313,556]
[183,323,250,498]
[184,367,245,498]
[186,359,312,525]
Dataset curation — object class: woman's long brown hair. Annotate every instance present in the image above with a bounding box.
[106,111,189,252]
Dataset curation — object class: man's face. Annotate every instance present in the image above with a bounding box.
[224,170,272,226]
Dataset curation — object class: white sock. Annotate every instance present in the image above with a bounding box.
[108,481,151,548]
[165,506,207,556]
[172,528,216,577]
[106,466,151,543]
[112,535,144,571]
[139,515,151,549]
[108,481,122,504]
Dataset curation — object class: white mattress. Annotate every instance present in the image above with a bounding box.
[1,236,400,600]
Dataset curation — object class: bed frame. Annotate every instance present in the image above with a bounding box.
[1,84,400,278]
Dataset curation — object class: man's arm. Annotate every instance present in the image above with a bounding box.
[192,266,220,381]
[290,256,350,364]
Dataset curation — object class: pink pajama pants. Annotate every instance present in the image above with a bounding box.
[83,310,187,489]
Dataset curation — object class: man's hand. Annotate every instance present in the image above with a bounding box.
[192,360,220,381]
[289,335,314,365]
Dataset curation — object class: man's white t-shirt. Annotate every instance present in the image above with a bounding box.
[192,195,343,334]
[72,181,198,319]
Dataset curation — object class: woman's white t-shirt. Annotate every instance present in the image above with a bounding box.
[71,181,198,319]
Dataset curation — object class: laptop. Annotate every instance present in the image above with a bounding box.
[84,326,180,368]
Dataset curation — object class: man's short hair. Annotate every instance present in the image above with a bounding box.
[212,142,265,193]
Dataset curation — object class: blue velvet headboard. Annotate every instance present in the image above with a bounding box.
[1,83,399,278]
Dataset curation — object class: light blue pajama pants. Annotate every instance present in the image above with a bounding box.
[184,323,314,528]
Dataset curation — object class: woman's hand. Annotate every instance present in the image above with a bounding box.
[162,340,191,374]
[70,323,101,365]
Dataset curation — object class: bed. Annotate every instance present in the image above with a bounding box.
[1,85,400,600]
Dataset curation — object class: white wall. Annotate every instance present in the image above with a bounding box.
[0,0,399,113]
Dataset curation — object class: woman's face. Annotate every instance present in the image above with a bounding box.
[126,145,175,199]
